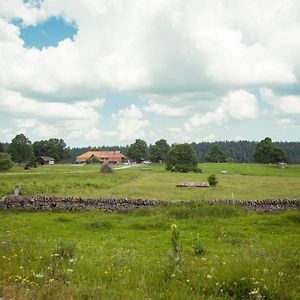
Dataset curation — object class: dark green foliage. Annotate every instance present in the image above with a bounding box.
[127,139,148,163]
[0,142,5,153]
[150,139,170,163]
[192,140,300,163]
[208,174,218,187]
[192,234,206,255]
[86,156,99,164]
[7,134,34,163]
[33,138,70,162]
[165,143,200,173]
[253,137,288,163]
[205,144,227,162]
[0,153,14,171]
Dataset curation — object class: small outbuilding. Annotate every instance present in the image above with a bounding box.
[37,156,55,165]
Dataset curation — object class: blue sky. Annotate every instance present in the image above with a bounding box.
[0,1,300,147]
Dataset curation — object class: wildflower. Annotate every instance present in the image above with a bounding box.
[186,279,190,283]
[171,224,177,230]
[69,258,75,263]
[67,269,74,273]
[104,271,108,274]
[53,253,60,257]
[35,273,44,278]
[249,289,259,295]
[49,279,54,283]
[278,272,283,277]
[206,274,213,279]
[19,266,23,269]
[2,256,6,259]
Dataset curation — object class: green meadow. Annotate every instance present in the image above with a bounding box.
[0,163,300,200]
[0,163,300,299]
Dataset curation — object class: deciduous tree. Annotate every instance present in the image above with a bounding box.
[165,143,200,173]
[0,153,14,171]
[8,134,34,163]
[253,137,287,163]
[205,145,227,163]
[127,139,148,163]
[150,139,170,163]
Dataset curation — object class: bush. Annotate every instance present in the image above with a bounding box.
[208,174,218,187]
[165,143,200,173]
[192,234,206,255]
[0,153,14,171]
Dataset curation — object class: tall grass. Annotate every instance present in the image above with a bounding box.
[0,205,299,299]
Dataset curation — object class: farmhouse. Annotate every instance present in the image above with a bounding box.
[76,151,126,164]
[37,156,55,165]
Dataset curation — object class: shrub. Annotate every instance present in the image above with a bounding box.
[192,234,206,255]
[208,174,218,187]
[0,153,14,171]
[165,143,200,173]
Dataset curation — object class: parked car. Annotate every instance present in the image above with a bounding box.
[143,160,151,164]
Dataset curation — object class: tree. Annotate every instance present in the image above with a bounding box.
[127,139,148,163]
[253,137,288,163]
[150,139,170,163]
[0,142,5,153]
[0,153,14,171]
[205,145,227,163]
[8,134,34,163]
[165,143,200,173]
[33,138,70,162]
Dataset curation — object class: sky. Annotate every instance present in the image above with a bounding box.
[0,0,300,147]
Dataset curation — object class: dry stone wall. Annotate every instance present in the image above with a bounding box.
[0,196,166,212]
[0,196,299,212]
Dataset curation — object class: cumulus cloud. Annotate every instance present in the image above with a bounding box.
[184,89,259,131]
[144,100,190,117]
[1,0,300,144]
[111,104,149,141]
[0,0,299,98]
[260,88,300,114]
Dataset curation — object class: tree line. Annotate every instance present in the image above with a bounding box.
[1,134,300,168]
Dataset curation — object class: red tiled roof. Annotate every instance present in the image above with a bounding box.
[76,151,125,162]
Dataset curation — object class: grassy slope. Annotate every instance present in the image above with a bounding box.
[0,205,299,299]
[1,163,300,200]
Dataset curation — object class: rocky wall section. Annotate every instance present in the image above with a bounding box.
[0,196,166,212]
[208,199,300,212]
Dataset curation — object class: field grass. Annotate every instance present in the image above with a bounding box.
[0,204,299,299]
[1,163,300,200]
[1,163,299,299]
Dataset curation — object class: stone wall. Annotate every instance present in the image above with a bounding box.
[208,199,300,212]
[0,196,166,212]
[0,196,299,212]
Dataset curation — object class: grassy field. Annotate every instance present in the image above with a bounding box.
[0,204,299,299]
[0,163,300,299]
[0,163,300,200]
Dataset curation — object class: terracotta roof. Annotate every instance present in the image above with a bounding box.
[76,151,125,162]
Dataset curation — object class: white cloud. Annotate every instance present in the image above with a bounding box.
[0,0,299,98]
[184,89,259,131]
[0,89,103,120]
[113,104,149,141]
[1,0,300,144]
[261,88,300,114]
[144,100,190,117]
